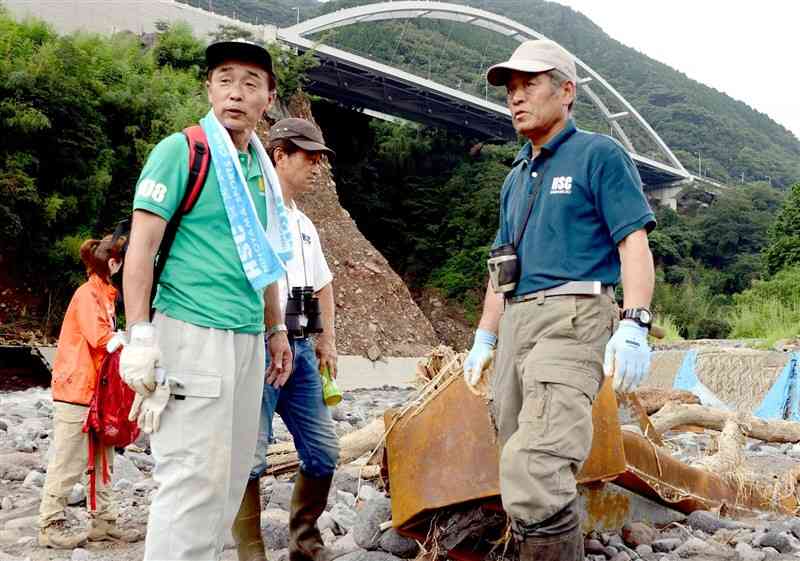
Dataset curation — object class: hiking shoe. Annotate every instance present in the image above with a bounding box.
[38,519,88,549]
[88,517,142,542]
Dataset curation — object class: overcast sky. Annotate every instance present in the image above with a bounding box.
[549,0,800,140]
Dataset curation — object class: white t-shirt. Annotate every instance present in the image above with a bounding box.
[278,202,333,317]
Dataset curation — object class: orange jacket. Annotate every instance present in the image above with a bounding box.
[51,274,117,405]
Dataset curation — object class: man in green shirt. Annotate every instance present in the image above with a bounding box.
[121,40,292,560]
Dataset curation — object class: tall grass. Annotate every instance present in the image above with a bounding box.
[728,296,800,348]
[652,314,684,343]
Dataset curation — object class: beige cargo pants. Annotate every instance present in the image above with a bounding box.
[491,294,617,527]
[39,402,116,526]
[144,313,265,561]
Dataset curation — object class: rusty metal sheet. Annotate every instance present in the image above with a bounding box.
[577,377,627,484]
[385,372,796,536]
[385,377,500,529]
[616,430,798,516]
[386,375,627,529]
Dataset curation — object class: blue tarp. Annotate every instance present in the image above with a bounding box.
[754,352,800,421]
[672,350,731,410]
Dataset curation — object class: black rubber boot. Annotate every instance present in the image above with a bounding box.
[289,471,333,561]
[518,526,584,561]
[514,499,583,561]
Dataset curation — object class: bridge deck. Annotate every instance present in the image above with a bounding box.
[302,48,688,189]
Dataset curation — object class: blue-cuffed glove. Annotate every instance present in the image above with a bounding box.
[463,329,497,388]
[603,320,651,393]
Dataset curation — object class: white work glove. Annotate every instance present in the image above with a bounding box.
[604,320,651,393]
[463,328,497,387]
[128,370,184,434]
[106,330,128,353]
[120,322,160,396]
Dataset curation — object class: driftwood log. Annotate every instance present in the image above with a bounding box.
[691,418,745,473]
[651,403,800,443]
[265,418,385,476]
[634,388,701,415]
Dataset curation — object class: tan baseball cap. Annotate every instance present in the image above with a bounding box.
[487,39,577,87]
[268,118,334,155]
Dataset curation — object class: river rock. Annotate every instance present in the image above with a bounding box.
[378,528,418,558]
[261,508,290,550]
[754,531,793,553]
[267,481,294,511]
[330,502,358,532]
[735,543,766,561]
[113,453,145,484]
[330,531,361,559]
[22,470,44,488]
[337,551,401,561]
[353,495,392,550]
[622,522,656,546]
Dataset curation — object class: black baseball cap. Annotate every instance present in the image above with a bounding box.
[205,39,274,80]
[268,118,334,155]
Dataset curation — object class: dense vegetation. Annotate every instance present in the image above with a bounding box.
[0,11,311,324]
[3,3,800,344]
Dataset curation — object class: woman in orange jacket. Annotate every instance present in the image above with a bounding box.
[39,233,137,548]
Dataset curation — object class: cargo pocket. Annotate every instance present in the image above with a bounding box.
[526,382,593,500]
[171,371,222,399]
[518,381,550,435]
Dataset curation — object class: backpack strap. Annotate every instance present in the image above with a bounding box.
[149,126,211,312]
[182,125,210,213]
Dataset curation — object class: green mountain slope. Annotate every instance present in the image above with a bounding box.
[210,0,800,187]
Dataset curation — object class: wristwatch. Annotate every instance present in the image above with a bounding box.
[266,323,288,339]
[621,308,653,329]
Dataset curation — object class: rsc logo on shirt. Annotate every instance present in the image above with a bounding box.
[550,176,573,195]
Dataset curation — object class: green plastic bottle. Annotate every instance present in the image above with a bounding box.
[320,366,342,406]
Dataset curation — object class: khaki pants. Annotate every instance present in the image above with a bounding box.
[144,313,265,561]
[39,402,116,527]
[492,294,617,527]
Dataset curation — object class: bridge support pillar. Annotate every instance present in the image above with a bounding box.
[647,183,686,210]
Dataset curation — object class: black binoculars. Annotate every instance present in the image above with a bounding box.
[285,286,323,338]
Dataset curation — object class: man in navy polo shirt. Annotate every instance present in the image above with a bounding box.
[462,39,656,560]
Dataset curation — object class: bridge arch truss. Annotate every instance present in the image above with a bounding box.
[278,1,690,187]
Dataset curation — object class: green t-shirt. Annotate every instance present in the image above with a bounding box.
[133,132,268,333]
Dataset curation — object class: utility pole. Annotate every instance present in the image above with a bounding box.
[294,7,300,24]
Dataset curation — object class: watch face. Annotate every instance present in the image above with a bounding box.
[639,309,652,324]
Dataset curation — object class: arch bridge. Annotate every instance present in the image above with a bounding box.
[275,1,691,197]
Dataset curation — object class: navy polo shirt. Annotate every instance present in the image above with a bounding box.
[494,119,655,297]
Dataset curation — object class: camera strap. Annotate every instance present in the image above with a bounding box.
[513,160,549,250]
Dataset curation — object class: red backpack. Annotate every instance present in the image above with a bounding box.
[83,349,140,509]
